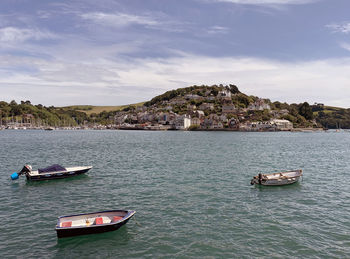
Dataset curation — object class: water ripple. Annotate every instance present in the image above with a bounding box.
[0,130,350,258]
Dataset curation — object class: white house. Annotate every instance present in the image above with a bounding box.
[218,89,232,98]
[270,119,293,130]
[184,116,191,129]
[192,110,205,118]
[248,99,271,111]
[175,115,192,130]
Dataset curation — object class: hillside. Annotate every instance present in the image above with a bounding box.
[312,105,350,129]
[114,84,317,130]
[62,103,145,115]
[0,84,349,129]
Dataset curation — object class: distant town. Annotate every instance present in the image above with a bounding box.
[1,84,349,131]
[114,88,301,131]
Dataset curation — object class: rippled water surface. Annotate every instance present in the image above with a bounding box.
[0,130,350,258]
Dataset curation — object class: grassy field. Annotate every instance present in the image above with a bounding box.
[313,105,344,116]
[61,102,145,115]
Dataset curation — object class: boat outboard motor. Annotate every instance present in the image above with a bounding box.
[250,176,257,185]
[258,173,262,185]
[11,165,32,180]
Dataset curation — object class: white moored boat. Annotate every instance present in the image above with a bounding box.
[11,164,92,181]
[250,169,303,186]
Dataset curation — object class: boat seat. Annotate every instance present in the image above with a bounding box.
[61,221,72,228]
[95,217,103,225]
[112,216,123,222]
[71,219,87,227]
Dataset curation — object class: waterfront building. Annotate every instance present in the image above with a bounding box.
[270,119,293,130]
[175,115,191,129]
[191,117,201,126]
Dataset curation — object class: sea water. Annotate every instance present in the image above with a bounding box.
[0,130,349,258]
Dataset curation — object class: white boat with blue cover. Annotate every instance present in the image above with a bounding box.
[11,164,92,181]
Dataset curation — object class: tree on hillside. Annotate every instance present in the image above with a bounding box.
[228,84,240,94]
[210,88,218,96]
[232,94,253,108]
[298,102,313,120]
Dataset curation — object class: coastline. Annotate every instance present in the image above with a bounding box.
[0,126,327,132]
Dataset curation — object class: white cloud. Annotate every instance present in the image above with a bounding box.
[207,26,230,34]
[340,42,350,52]
[1,52,350,107]
[326,22,350,34]
[80,12,158,28]
[0,26,56,43]
[113,55,350,107]
[206,0,318,5]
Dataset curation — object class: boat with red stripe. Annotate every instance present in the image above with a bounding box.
[55,210,136,238]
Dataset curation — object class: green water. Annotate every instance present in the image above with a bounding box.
[0,130,349,258]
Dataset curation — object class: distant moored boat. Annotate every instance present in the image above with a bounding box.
[250,169,302,186]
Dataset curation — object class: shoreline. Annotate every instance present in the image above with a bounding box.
[0,127,328,132]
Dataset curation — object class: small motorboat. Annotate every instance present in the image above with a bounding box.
[11,164,92,181]
[250,169,302,186]
[56,210,136,238]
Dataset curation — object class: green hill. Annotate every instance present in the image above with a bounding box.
[0,85,349,129]
[312,105,350,129]
[62,103,145,115]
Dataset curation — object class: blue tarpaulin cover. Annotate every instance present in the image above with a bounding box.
[38,164,66,173]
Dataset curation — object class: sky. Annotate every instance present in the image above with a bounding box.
[0,0,350,107]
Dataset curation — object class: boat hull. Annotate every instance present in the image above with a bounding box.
[257,177,301,186]
[56,218,131,238]
[56,210,135,238]
[26,167,91,181]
